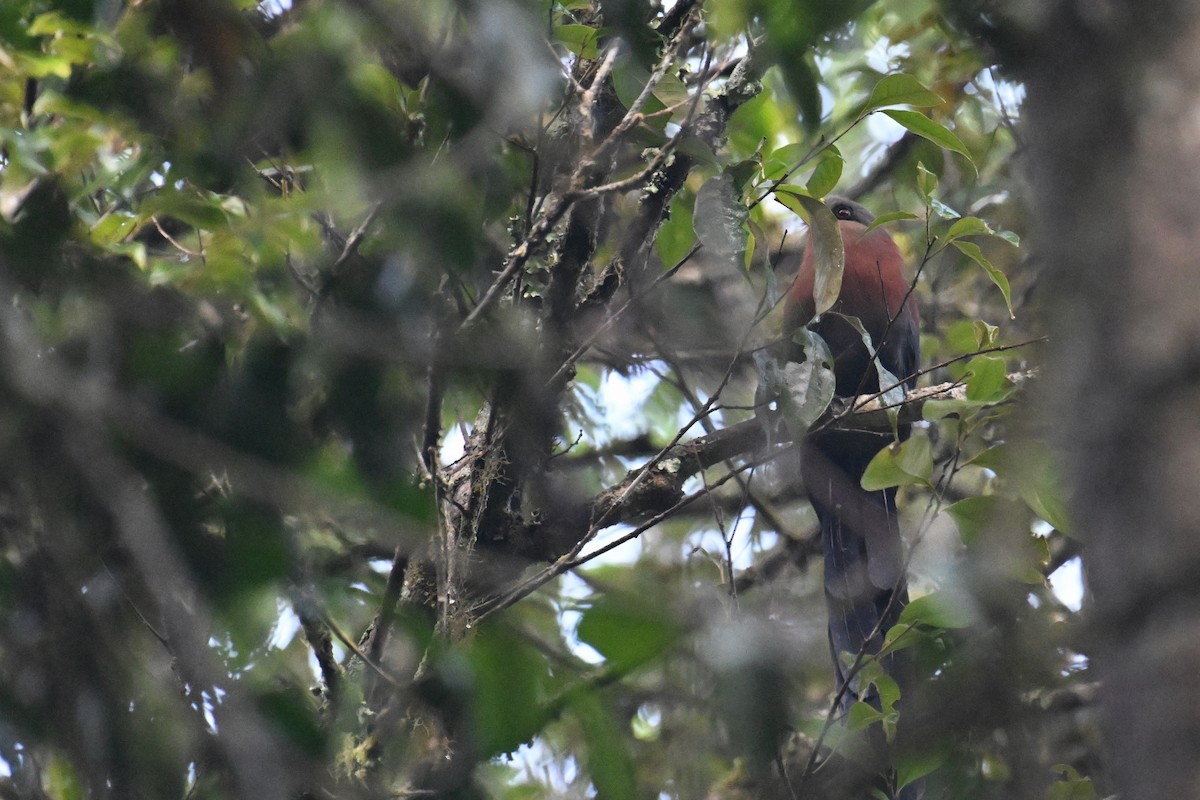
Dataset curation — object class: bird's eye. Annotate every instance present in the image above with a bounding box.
[835,206,852,220]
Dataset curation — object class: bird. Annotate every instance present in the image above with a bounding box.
[782,195,920,715]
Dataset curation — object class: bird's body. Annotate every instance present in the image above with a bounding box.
[783,196,920,714]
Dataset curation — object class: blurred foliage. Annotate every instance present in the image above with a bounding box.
[0,0,1094,799]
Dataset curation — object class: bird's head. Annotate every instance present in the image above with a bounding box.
[826,195,875,225]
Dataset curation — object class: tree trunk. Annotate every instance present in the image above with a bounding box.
[1014,3,1200,796]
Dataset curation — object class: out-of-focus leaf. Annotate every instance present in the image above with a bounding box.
[945,495,1003,545]
[972,443,1071,533]
[783,53,822,131]
[1047,764,1099,800]
[45,757,84,800]
[896,745,948,790]
[572,692,638,800]
[576,592,678,673]
[897,591,975,629]
[612,62,666,124]
[142,190,230,231]
[257,686,326,756]
[553,24,600,59]
[1015,451,1072,534]
[17,52,72,78]
[693,173,748,260]
[468,624,549,757]
[771,328,835,435]
[944,496,1030,555]
[655,190,696,268]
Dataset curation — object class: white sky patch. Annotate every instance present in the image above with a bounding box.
[269,597,302,650]
[689,515,769,572]
[865,111,908,145]
[440,424,466,466]
[1049,556,1084,612]
[598,368,661,440]
[973,68,1026,117]
[559,573,605,665]
[864,37,910,73]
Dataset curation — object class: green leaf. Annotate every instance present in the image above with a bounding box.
[896,745,948,790]
[861,436,933,490]
[784,52,823,131]
[776,329,836,434]
[142,191,230,231]
[576,593,677,673]
[945,495,1006,544]
[881,109,974,165]
[90,212,139,245]
[864,210,920,234]
[554,23,600,59]
[952,239,1015,318]
[763,142,808,181]
[572,692,638,800]
[963,354,1009,401]
[974,320,1000,348]
[1047,765,1099,800]
[257,686,327,756]
[28,11,85,36]
[829,312,906,403]
[979,442,1072,533]
[922,397,989,420]
[930,198,961,219]
[45,757,84,800]
[848,699,885,731]
[916,162,938,199]
[774,188,843,315]
[655,190,696,268]
[805,146,844,197]
[726,158,761,192]
[18,52,73,78]
[862,74,944,112]
[944,215,993,242]
[612,62,668,124]
[652,70,690,109]
[1019,472,1071,535]
[467,624,549,756]
[897,591,974,629]
[694,173,748,261]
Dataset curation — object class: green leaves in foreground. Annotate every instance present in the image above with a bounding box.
[862,73,946,113]
[880,109,974,165]
[861,435,933,490]
[576,591,679,674]
[773,187,843,315]
[466,624,551,757]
